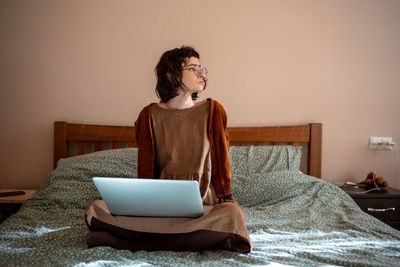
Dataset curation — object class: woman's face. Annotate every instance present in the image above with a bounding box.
[180,57,205,94]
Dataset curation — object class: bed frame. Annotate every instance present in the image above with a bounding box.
[54,122,322,178]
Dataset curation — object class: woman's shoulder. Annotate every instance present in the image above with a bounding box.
[136,103,157,122]
[139,103,156,113]
[206,98,224,108]
[206,98,227,113]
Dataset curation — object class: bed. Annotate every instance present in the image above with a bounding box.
[1,121,399,266]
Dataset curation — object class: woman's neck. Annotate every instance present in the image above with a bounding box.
[161,94,194,110]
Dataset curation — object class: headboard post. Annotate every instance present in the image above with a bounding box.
[308,123,322,178]
[54,121,67,168]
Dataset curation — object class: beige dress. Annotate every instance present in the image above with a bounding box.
[85,100,251,253]
[151,100,218,205]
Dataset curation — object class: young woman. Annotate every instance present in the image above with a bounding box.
[85,46,251,253]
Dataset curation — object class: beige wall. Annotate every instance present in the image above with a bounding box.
[1,0,399,189]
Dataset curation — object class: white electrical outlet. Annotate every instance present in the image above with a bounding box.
[369,136,394,150]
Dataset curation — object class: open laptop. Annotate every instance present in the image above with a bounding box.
[92,177,204,218]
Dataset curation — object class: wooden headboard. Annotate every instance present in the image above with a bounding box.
[54,122,322,177]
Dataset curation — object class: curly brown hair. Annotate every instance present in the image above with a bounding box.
[155,46,207,102]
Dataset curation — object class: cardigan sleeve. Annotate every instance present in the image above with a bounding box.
[209,99,232,198]
[135,104,155,178]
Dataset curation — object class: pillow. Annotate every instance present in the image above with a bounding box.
[34,148,138,209]
[231,170,320,207]
[53,147,138,182]
[229,145,302,177]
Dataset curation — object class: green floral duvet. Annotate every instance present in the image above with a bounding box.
[1,148,399,266]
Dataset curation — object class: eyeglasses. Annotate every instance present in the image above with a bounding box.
[183,65,208,80]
